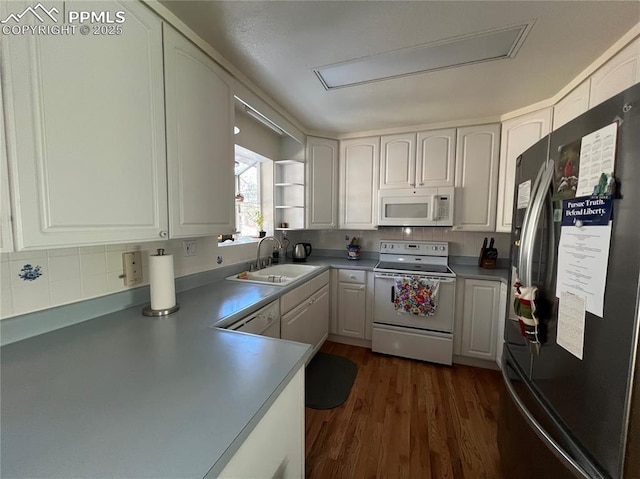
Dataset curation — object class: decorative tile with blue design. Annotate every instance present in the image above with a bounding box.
[19,264,43,281]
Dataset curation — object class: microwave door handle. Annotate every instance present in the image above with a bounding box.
[522,160,554,288]
[432,197,438,221]
[391,285,394,303]
[518,161,546,286]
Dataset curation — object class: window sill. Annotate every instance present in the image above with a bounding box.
[218,237,260,247]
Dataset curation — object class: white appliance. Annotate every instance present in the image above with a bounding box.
[225,300,280,338]
[372,240,456,365]
[378,187,454,226]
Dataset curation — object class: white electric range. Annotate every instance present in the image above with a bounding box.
[372,240,456,365]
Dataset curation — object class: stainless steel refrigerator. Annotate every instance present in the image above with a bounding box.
[498,83,640,479]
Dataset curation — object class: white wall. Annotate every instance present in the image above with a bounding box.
[0,237,256,319]
[285,228,511,259]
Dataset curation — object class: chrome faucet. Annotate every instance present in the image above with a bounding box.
[255,236,282,270]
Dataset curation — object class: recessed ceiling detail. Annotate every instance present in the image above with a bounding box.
[314,22,534,90]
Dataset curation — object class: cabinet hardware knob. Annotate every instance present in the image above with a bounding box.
[159,230,168,238]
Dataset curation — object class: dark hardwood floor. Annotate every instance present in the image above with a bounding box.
[305,341,503,479]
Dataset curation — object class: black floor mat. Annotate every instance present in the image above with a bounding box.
[305,352,357,410]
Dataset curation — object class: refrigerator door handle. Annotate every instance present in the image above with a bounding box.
[501,360,594,479]
[520,160,555,287]
[518,161,546,285]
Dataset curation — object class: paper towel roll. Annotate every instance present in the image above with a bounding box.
[149,253,176,310]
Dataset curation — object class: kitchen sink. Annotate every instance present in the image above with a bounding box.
[225,264,320,286]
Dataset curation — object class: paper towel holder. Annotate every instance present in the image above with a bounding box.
[142,248,180,317]
[142,303,180,317]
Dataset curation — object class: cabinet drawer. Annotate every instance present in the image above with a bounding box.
[338,269,366,284]
[280,270,330,314]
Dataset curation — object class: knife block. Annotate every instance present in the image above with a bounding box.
[481,248,498,269]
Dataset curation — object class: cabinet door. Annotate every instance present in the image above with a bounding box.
[337,282,366,339]
[553,80,590,130]
[454,124,501,231]
[219,367,304,479]
[416,128,456,187]
[379,133,415,189]
[496,109,552,233]
[164,25,234,238]
[306,137,338,229]
[461,279,500,361]
[589,37,640,108]
[0,80,13,253]
[2,1,168,249]
[339,137,380,230]
[308,285,330,352]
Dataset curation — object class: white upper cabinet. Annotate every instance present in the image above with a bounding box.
[0,80,14,253]
[164,25,234,238]
[589,37,640,108]
[379,129,455,189]
[416,128,456,188]
[379,133,416,189]
[454,124,501,232]
[496,109,552,233]
[2,1,168,249]
[306,137,338,229]
[553,80,590,130]
[339,137,380,230]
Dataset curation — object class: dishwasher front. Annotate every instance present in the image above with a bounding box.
[226,300,280,338]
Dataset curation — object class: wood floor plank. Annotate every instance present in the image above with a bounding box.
[305,342,503,479]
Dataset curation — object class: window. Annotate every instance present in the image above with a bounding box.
[219,145,270,243]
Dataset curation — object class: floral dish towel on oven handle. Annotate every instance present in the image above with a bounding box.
[393,276,440,316]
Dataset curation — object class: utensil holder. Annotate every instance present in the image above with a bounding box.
[347,245,361,260]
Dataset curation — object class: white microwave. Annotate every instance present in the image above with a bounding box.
[378,187,454,226]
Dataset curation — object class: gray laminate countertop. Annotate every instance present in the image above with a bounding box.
[1,279,313,479]
[450,264,510,283]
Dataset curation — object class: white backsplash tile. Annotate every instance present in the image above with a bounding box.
[80,252,106,276]
[50,278,82,306]
[8,250,47,262]
[81,273,108,299]
[47,247,79,258]
[0,236,259,320]
[106,251,124,274]
[12,281,51,315]
[47,255,81,282]
[1,289,14,317]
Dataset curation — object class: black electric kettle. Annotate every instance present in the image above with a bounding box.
[292,243,312,262]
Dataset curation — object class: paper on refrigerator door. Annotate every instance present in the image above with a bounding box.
[557,291,586,360]
[517,180,531,209]
[555,222,612,317]
[576,123,617,197]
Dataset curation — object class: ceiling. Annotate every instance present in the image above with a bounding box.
[160,1,640,135]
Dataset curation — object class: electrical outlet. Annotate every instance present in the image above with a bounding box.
[122,251,143,286]
[183,240,197,257]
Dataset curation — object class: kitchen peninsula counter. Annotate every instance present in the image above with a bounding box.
[1,278,313,478]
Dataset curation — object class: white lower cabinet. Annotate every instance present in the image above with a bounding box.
[454,278,503,364]
[461,279,501,361]
[218,367,304,479]
[336,270,367,339]
[280,271,330,356]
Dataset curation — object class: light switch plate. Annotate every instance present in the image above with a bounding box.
[122,251,143,286]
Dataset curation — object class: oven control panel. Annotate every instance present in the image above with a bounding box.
[379,240,448,256]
